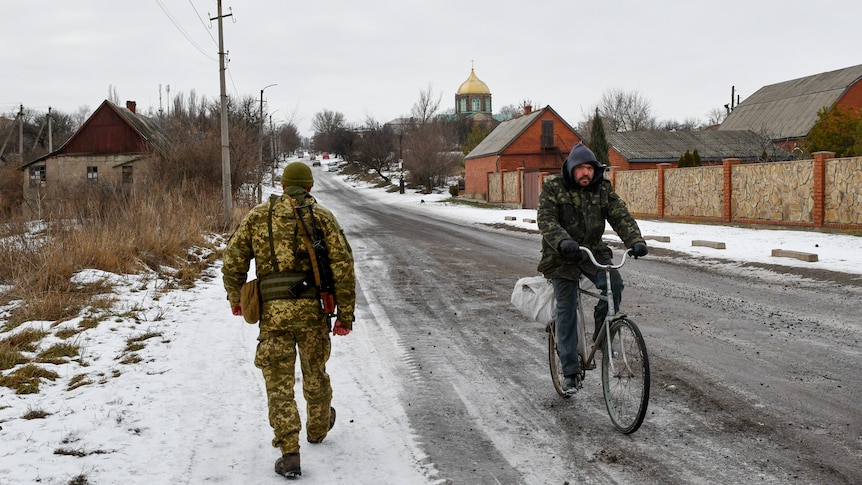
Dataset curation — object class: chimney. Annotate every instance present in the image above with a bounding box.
[523,104,532,115]
[126,100,137,113]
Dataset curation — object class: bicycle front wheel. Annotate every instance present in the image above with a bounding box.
[601,317,650,434]
[547,320,570,398]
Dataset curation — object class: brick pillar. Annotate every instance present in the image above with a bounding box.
[812,151,834,227]
[607,165,616,188]
[722,158,743,223]
[656,163,671,219]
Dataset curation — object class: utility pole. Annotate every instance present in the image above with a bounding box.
[213,1,233,226]
[0,107,22,160]
[18,104,24,157]
[47,107,53,152]
[259,84,276,202]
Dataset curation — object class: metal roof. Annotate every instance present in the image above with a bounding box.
[465,106,576,159]
[718,64,862,140]
[21,100,168,167]
[607,130,791,162]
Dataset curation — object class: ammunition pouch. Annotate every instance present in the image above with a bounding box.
[258,271,319,302]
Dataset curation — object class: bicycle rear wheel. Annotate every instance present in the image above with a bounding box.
[547,320,571,398]
[601,317,650,434]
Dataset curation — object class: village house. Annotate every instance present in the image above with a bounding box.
[463,105,582,209]
[19,100,166,215]
[606,129,792,171]
[719,63,862,150]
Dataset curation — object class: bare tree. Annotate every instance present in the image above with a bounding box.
[657,117,702,131]
[411,84,441,124]
[403,120,461,193]
[311,110,347,153]
[108,85,120,105]
[599,88,656,132]
[497,99,538,120]
[706,107,728,126]
[353,117,395,182]
[278,122,301,157]
[497,104,521,120]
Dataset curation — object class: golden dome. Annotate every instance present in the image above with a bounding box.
[457,68,491,95]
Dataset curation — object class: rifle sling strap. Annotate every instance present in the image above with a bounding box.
[288,197,324,289]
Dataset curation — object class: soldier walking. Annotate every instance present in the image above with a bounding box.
[222,162,356,478]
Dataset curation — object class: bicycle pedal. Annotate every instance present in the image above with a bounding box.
[584,362,596,370]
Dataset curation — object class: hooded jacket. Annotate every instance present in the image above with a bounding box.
[537,143,644,278]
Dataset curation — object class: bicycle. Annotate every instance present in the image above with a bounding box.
[546,246,650,434]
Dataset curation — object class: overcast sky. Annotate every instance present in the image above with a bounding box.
[2,1,860,137]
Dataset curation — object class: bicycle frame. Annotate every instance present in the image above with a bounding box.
[547,245,650,433]
[578,247,632,376]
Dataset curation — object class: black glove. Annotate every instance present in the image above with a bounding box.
[559,239,580,256]
[630,242,648,259]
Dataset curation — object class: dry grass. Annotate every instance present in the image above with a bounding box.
[67,373,93,391]
[22,407,51,420]
[36,342,80,364]
[0,363,59,394]
[1,328,49,354]
[0,343,28,371]
[0,184,224,393]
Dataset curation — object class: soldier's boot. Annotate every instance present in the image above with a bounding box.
[275,452,301,479]
[307,407,336,444]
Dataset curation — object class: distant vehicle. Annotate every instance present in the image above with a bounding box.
[327,161,339,172]
[312,160,321,167]
[310,154,316,161]
[322,152,330,160]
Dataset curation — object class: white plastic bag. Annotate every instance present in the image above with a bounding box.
[511,276,556,325]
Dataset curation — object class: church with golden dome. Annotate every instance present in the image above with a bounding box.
[455,67,492,117]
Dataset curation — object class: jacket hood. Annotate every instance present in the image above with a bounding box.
[561,142,604,189]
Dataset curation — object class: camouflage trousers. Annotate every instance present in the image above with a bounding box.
[254,325,332,454]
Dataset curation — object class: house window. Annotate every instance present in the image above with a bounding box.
[472,98,481,112]
[459,98,467,113]
[122,165,133,184]
[541,119,555,148]
[29,165,46,188]
[87,166,98,183]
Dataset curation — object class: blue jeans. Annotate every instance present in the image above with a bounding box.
[552,269,623,377]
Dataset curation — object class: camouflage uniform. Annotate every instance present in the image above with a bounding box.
[537,143,644,378]
[222,185,355,455]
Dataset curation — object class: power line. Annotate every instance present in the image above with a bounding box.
[155,0,217,61]
[187,0,219,48]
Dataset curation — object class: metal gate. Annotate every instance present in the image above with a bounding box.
[522,171,544,209]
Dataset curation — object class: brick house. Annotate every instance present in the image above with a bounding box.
[606,129,791,171]
[19,100,166,215]
[718,63,862,150]
[463,105,582,208]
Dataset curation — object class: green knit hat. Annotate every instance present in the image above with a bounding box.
[281,162,314,189]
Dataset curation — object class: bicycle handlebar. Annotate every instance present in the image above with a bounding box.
[579,246,632,270]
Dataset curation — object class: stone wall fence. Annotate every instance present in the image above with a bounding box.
[613,151,862,232]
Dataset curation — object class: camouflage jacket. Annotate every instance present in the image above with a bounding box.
[537,175,644,279]
[222,186,356,336]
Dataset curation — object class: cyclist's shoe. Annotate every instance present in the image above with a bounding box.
[563,374,581,394]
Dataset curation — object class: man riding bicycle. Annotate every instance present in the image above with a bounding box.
[537,142,647,394]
